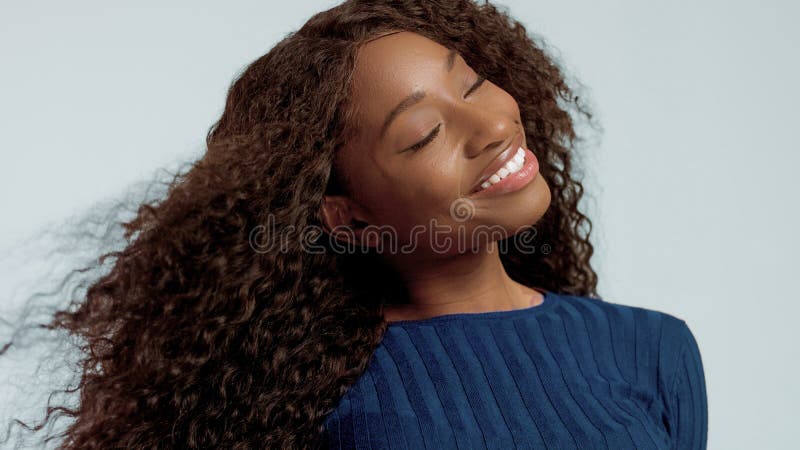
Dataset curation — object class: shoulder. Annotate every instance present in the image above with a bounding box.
[552,291,689,336]
[554,292,697,365]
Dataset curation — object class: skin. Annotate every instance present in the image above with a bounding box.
[321,31,552,322]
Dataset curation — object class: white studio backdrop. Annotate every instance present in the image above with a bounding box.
[1,1,798,449]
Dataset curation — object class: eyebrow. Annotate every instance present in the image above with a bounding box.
[379,48,458,139]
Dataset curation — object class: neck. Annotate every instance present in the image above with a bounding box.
[382,241,543,321]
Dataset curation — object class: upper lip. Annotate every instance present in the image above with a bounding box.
[470,132,524,193]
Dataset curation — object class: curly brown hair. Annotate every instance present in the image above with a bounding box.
[1,0,600,448]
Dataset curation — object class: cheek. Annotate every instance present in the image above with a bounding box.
[372,169,460,227]
[408,161,464,208]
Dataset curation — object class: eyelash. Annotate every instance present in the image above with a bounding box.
[406,74,487,152]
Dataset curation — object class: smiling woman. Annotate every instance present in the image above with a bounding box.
[0,0,706,449]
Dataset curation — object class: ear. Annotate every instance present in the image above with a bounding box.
[320,195,378,248]
[320,195,350,235]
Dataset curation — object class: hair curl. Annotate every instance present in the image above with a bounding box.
[1,0,600,448]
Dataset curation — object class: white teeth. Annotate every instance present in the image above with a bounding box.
[477,147,527,192]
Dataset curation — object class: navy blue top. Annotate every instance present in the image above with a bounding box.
[321,290,708,449]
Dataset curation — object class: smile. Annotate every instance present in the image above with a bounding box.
[469,146,540,199]
[468,132,540,198]
[478,146,526,190]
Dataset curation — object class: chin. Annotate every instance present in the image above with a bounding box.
[526,175,552,224]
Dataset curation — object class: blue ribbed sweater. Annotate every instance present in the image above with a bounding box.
[322,289,708,449]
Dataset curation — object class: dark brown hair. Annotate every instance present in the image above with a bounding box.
[1,0,599,448]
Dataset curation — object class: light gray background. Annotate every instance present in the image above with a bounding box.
[1,1,798,449]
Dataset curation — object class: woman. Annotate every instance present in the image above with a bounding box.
[2,0,707,449]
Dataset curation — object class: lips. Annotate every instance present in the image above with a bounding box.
[470,132,524,194]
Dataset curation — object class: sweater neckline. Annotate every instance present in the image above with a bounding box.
[385,288,557,326]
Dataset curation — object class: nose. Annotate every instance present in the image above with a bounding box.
[463,118,519,160]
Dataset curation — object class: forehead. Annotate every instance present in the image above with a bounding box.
[350,31,451,132]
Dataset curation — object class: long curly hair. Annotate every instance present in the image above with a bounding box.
[1,0,600,448]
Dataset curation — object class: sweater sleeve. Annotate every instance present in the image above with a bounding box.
[662,319,708,450]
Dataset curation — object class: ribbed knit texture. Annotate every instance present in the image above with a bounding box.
[322,290,708,449]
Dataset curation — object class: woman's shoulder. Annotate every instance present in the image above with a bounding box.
[553,291,700,375]
[552,290,692,333]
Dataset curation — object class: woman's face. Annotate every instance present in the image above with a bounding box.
[325,31,551,256]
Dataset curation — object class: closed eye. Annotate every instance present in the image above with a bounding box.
[404,74,487,152]
[464,74,486,98]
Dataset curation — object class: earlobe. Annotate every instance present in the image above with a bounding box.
[320,196,360,246]
[320,195,377,248]
[320,196,347,234]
